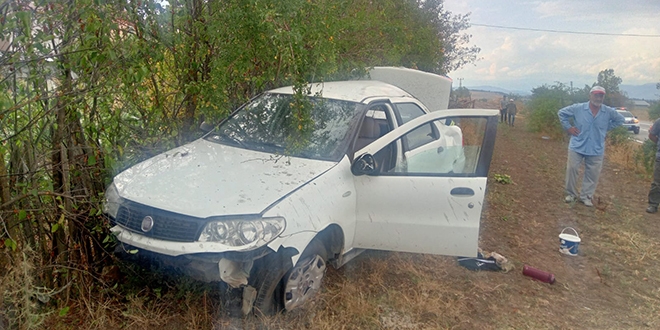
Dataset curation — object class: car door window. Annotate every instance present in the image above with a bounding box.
[395,103,426,124]
[391,116,488,175]
[395,102,435,150]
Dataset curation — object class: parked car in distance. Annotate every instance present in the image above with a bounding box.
[616,108,640,134]
[103,67,499,316]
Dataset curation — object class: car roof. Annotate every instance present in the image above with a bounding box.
[267,80,413,103]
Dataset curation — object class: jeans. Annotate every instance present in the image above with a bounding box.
[565,149,604,201]
[648,158,660,206]
[508,113,516,126]
[500,109,507,123]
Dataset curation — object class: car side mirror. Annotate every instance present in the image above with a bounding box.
[351,154,378,176]
[199,121,214,133]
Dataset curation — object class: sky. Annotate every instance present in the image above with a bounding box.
[443,0,660,92]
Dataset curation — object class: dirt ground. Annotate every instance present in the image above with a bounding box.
[41,95,660,330]
[461,112,660,329]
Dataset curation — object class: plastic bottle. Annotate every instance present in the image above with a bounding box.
[522,265,555,284]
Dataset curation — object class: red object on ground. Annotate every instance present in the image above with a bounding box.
[522,265,556,284]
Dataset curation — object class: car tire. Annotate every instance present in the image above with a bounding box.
[281,238,328,312]
[250,248,294,316]
[634,128,640,135]
[251,239,327,315]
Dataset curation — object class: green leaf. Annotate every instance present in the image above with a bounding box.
[102,235,110,244]
[16,11,31,36]
[4,238,17,251]
[88,153,97,166]
[18,210,27,220]
[59,306,70,317]
[128,249,138,254]
[51,223,60,233]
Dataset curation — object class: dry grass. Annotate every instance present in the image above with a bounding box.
[0,247,49,330]
[607,139,648,174]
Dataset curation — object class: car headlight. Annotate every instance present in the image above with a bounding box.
[633,118,639,123]
[198,217,286,248]
[102,183,123,219]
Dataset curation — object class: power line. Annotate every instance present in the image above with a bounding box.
[471,23,660,38]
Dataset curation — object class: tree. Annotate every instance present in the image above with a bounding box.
[595,69,626,107]
[416,0,480,74]
[0,0,487,319]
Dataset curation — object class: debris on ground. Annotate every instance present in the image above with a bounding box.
[457,248,514,272]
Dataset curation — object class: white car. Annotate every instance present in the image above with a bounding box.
[616,108,640,134]
[103,67,498,315]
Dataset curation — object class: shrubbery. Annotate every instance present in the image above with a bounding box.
[527,97,565,138]
[606,126,631,146]
[635,139,657,174]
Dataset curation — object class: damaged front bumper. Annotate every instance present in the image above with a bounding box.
[111,225,279,287]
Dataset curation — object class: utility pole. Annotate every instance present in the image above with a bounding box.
[457,78,464,88]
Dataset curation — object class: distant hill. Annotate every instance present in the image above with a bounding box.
[465,86,532,96]
[620,83,658,101]
[465,84,659,101]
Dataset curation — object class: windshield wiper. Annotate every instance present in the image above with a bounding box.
[243,141,286,153]
[217,132,246,148]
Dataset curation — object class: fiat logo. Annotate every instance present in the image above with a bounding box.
[141,216,154,232]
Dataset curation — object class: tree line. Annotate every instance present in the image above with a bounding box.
[0,0,479,322]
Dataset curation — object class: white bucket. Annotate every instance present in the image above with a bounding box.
[559,227,581,256]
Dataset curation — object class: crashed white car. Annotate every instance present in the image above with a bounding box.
[103,67,498,314]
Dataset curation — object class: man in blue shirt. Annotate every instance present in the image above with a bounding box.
[558,86,625,207]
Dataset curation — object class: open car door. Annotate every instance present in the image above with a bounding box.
[351,109,498,257]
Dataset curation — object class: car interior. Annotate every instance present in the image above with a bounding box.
[354,106,396,172]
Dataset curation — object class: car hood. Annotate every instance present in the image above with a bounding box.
[113,139,337,218]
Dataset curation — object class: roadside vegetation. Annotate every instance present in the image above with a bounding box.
[1,0,481,328]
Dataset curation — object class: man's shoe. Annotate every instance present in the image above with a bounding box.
[646,205,658,213]
[581,198,593,207]
[565,195,576,203]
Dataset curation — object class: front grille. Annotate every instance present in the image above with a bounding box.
[114,202,203,242]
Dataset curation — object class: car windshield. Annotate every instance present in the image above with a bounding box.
[206,93,363,161]
[618,111,633,118]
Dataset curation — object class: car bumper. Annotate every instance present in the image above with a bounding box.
[622,124,640,131]
[110,225,272,257]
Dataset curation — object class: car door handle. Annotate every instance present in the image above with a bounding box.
[450,187,474,196]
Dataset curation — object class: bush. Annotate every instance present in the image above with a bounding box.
[527,97,564,137]
[635,139,657,174]
[606,126,631,146]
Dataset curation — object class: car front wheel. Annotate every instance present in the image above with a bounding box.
[282,239,328,311]
[251,238,327,315]
[634,127,640,134]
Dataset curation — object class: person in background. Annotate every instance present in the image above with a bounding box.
[500,95,507,123]
[558,86,625,207]
[507,99,517,127]
[645,119,660,213]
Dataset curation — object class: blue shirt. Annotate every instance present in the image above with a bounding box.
[557,102,624,156]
